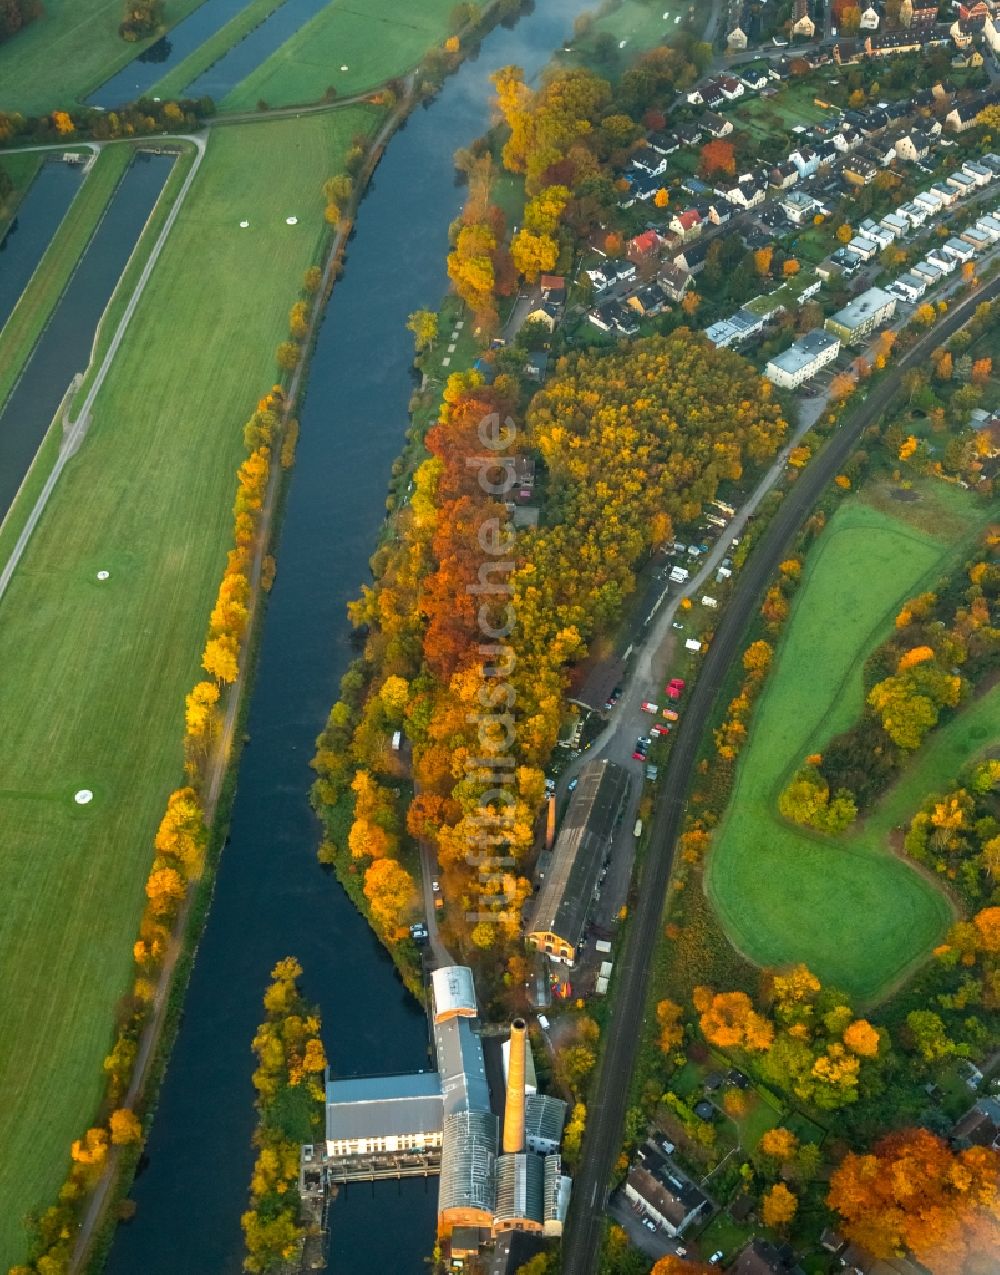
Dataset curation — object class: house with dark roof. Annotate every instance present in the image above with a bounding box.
[730,1238,802,1275]
[952,1096,1000,1148]
[623,1142,710,1236]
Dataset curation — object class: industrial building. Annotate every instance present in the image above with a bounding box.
[824,286,897,345]
[526,759,630,965]
[307,968,570,1261]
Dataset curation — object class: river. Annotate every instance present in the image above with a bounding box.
[0,161,83,334]
[0,154,173,523]
[104,3,594,1272]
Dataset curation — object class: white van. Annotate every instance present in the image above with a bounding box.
[633,818,643,837]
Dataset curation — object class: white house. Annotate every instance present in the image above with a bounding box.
[942,237,975,262]
[848,235,879,262]
[765,329,841,389]
[881,213,909,238]
[860,4,880,29]
[891,273,926,302]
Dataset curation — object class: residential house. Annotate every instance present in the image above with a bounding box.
[723,174,767,208]
[926,247,957,273]
[931,181,959,206]
[848,235,879,261]
[585,265,613,292]
[860,4,880,29]
[912,259,944,284]
[906,2,941,28]
[781,189,818,223]
[707,201,734,225]
[769,161,800,190]
[730,1239,801,1275]
[894,132,930,162]
[765,328,841,388]
[947,171,976,196]
[866,137,897,165]
[627,229,660,262]
[844,155,877,185]
[658,261,691,300]
[830,246,862,273]
[719,74,745,100]
[961,225,991,252]
[741,68,770,91]
[624,1143,710,1237]
[880,212,909,238]
[647,131,679,157]
[587,308,613,332]
[942,236,976,262]
[977,213,1000,239]
[825,286,897,344]
[946,100,985,132]
[629,145,668,177]
[964,160,993,185]
[672,238,709,274]
[621,173,662,208]
[705,307,766,348]
[539,274,565,301]
[727,22,748,50]
[627,283,670,317]
[788,147,821,179]
[891,272,927,301]
[792,0,815,38]
[669,208,703,240]
[524,302,560,331]
[686,87,704,106]
[914,189,944,215]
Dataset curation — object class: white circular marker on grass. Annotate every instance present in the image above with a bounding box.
[74,789,94,805]
[240,219,250,228]
[286,216,298,226]
[97,570,110,581]
[340,64,349,71]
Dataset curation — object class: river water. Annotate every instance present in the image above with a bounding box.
[104,3,594,1272]
[0,154,173,522]
[0,161,82,334]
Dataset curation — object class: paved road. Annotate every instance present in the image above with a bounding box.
[559,272,1000,1275]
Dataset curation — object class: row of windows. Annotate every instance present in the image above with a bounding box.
[328,1132,442,1156]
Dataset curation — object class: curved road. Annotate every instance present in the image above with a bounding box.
[560,273,1000,1275]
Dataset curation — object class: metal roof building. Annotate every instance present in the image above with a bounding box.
[494,1151,544,1233]
[431,965,478,1023]
[325,1072,443,1145]
[543,1154,572,1237]
[524,1093,567,1155]
[438,1109,499,1236]
[435,1013,491,1117]
[526,759,630,964]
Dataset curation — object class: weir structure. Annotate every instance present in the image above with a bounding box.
[301,968,572,1261]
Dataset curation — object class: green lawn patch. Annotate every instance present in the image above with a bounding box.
[0,0,206,114]
[706,486,994,1003]
[222,0,483,111]
[0,108,376,1269]
[0,145,132,413]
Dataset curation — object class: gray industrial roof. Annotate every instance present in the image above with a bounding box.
[524,1093,567,1148]
[431,965,478,1021]
[435,1014,491,1117]
[439,1110,498,1214]
[528,759,630,952]
[495,1151,544,1225]
[828,286,895,330]
[325,1072,443,1142]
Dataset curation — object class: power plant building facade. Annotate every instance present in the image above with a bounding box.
[315,965,571,1254]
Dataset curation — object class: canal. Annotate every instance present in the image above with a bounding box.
[0,160,83,334]
[87,0,251,107]
[104,2,594,1272]
[0,154,173,524]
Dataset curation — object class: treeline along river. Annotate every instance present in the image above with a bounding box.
[104,2,597,1271]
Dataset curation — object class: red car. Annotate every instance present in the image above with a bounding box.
[640,700,659,714]
[650,723,671,738]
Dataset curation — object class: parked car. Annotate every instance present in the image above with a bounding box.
[709,1253,724,1265]
[643,1218,657,1232]
[650,723,670,738]
[567,777,579,792]
[641,700,659,714]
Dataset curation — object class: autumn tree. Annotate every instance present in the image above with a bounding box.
[828,1128,1000,1273]
[762,1183,798,1228]
[651,1259,716,1275]
[363,857,415,931]
[696,988,774,1052]
[656,998,685,1053]
[109,1108,142,1145]
[754,246,773,276]
[407,309,438,353]
[700,138,736,176]
[760,1127,799,1161]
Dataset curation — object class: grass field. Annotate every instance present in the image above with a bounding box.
[0,0,205,114]
[0,107,378,1268]
[222,0,483,110]
[0,146,132,412]
[705,485,994,1003]
[560,0,685,75]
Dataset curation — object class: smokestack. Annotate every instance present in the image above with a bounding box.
[503,1019,527,1154]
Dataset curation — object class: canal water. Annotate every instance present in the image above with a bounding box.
[87,0,251,107]
[0,154,173,523]
[0,161,83,334]
[183,0,329,103]
[104,2,594,1272]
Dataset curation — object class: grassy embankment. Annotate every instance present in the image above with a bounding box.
[0,108,378,1269]
[0,0,206,114]
[222,0,484,111]
[147,0,289,102]
[706,482,996,1003]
